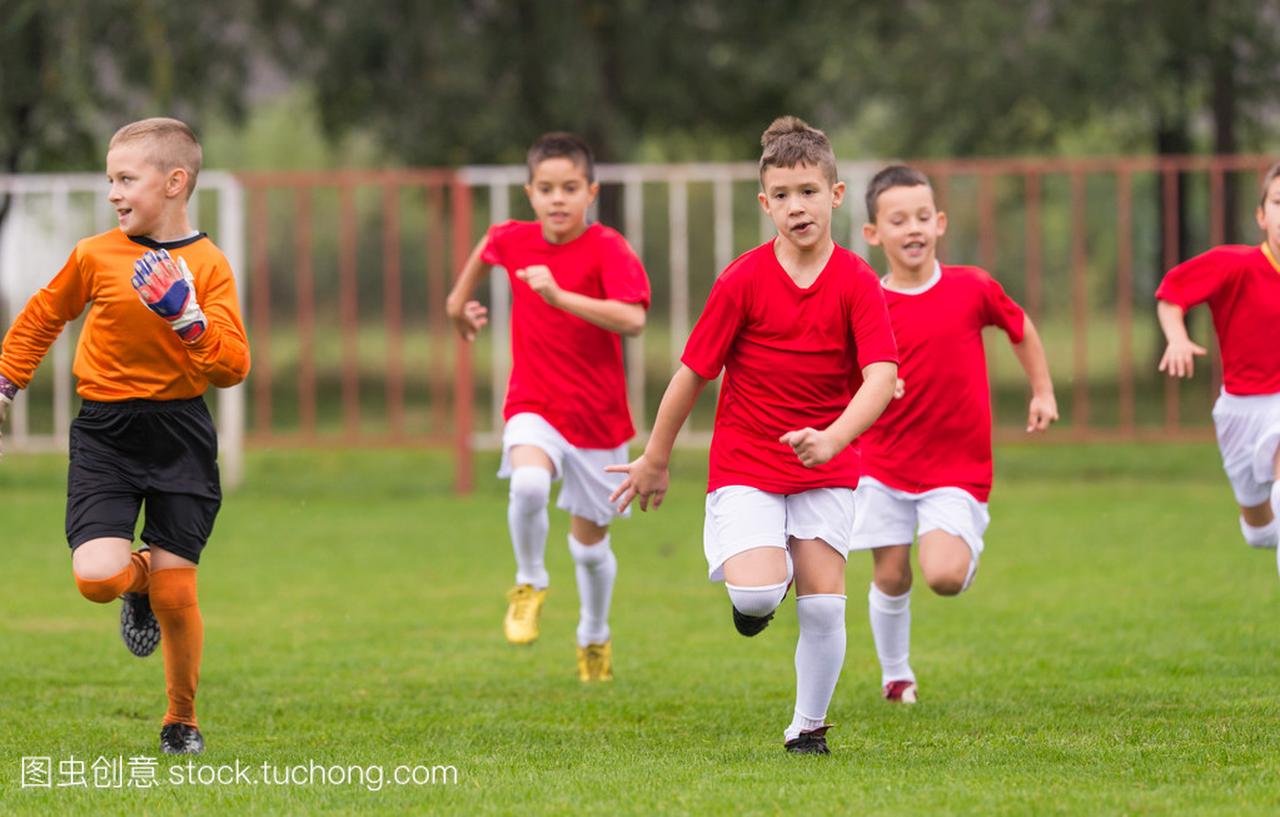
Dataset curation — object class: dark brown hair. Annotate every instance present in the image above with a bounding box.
[759,116,837,186]
[865,165,933,222]
[527,132,595,183]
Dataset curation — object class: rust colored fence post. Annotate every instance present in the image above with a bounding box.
[339,183,360,438]
[295,187,317,440]
[427,184,448,436]
[383,184,405,439]
[1023,171,1042,322]
[1115,169,1135,433]
[1071,171,1089,429]
[250,186,272,437]
[452,180,475,494]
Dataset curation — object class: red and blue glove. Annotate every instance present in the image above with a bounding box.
[131,249,207,341]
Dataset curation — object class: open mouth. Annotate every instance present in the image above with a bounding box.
[791,221,815,235]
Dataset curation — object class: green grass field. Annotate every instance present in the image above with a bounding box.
[2,443,1279,815]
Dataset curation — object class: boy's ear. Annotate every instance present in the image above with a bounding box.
[1258,205,1267,231]
[588,181,600,202]
[165,168,189,199]
[862,222,882,247]
[831,180,846,209]
[936,209,948,237]
[757,191,769,214]
[523,183,534,202]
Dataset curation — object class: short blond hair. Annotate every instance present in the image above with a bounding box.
[759,116,838,187]
[108,118,202,199]
[1261,161,1280,208]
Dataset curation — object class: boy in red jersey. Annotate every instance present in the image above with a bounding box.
[609,117,898,754]
[0,118,250,753]
[1156,162,1280,564]
[851,165,1057,704]
[446,132,650,681]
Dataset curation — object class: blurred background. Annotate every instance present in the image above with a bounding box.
[4,0,1280,485]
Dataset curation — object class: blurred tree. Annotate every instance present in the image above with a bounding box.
[0,0,262,226]
[263,0,891,166]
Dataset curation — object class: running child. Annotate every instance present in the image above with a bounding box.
[0,117,250,753]
[608,116,898,754]
[1155,162,1280,566]
[852,165,1057,704]
[445,132,650,681]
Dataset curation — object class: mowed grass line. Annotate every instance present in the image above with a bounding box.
[1,444,1278,816]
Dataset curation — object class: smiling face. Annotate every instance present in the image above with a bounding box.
[758,163,844,253]
[105,141,187,238]
[524,157,598,244]
[863,183,947,276]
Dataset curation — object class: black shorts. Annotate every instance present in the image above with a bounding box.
[66,397,222,564]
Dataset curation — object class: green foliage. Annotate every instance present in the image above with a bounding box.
[0,0,265,178]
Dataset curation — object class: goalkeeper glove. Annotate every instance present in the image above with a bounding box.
[131,249,207,341]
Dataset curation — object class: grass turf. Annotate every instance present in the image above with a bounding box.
[1,443,1278,815]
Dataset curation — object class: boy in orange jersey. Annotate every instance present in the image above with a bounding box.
[1156,162,1280,567]
[447,132,649,681]
[0,118,249,754]
[851,166,1056,705]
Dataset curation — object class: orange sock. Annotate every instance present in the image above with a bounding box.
[74,549,151,603]
[150,567,203,728]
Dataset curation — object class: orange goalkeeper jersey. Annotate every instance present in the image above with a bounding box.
[0,229,250,401]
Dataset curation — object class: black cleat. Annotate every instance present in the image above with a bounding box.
[732,605,774,637]
[160,723,205,755]
[784,725,832,755]
[120,591,160,657]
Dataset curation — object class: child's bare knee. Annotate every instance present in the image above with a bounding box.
[926,570,966,596]
[874,566,912,596]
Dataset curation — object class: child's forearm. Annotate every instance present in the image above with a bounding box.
[642,365,708,466]
[552,292,646,336]
[824,361,898,447]
[444,238,490,311]
[1011,316,1054,396]
[1156,301,1190,343]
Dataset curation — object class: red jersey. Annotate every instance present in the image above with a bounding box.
[481,220,650,448]
[859,264,1025,503]
[0,229,249,400]
[681,241,898,495]
[1154,243,1280,396]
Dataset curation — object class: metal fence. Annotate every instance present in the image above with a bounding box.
[3,155,1276,493]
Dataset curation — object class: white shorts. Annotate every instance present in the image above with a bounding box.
[849,477,990,562]
[498,412,630,527]
[702,485,855,581]
[1211,389,1280,507]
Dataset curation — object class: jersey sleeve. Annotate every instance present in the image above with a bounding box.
[181,253,251,388]
[680,274,745,380]
[599,231,651,309]
[848,265,899,369]
[0,245,90,389]
[480,221,513,267]
[1155,248,1231,310]
[980,271,1026,343]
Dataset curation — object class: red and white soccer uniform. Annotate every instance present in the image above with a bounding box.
[860,263,1025,503]
[850,263,1025,571]
[681,241,898,578]
[482,220,650,523]
[482,220,651,449]
[1156,244,1280,506]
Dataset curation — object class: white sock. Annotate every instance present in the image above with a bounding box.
[785,594,846,742]
[725,579,788,618]
[508,467,551,588]
[1239,515,1279,549]
[569,534,617,647]
[868,583,915,686]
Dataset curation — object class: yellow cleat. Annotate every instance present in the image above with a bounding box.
[503,584,547,644]
[576,640,613,682]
